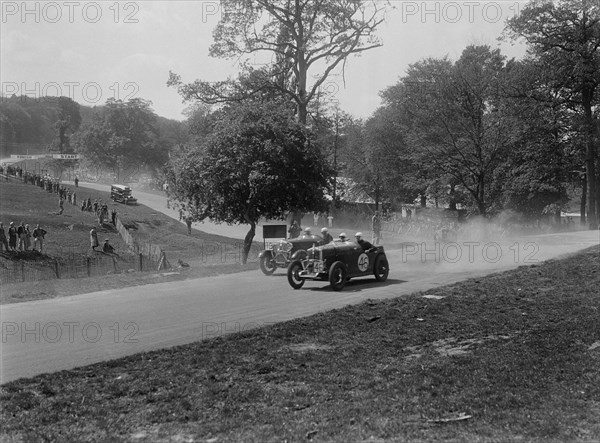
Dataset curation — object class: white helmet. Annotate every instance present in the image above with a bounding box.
[339,232,347,240]
[321,227,328,233]
[355,232,363,238]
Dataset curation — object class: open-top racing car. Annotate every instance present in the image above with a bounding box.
[259,232,324,275]
[286,238,389,291]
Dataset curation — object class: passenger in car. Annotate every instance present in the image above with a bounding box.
[355,232,375,252]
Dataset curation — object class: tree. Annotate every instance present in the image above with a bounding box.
[163,101,332,263]
[505,0,600,227]
[168,0,388,124]
[73,98,167,180]
[49,96,81,153]
[381,46,514,216]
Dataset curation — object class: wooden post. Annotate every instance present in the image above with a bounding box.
[86,257,91,277]
[112,256,118,272]
[21,261,25,282]
[138,253,143,271]
[54,259,60,279]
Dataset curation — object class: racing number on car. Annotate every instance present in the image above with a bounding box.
[358,253,369,272]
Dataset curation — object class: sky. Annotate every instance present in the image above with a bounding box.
[1,0,529,121]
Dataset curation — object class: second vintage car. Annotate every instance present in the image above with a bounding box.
[259,230,324,275]
[286,238,389,291]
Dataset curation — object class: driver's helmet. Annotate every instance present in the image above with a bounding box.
[304,227,312,234]
[339,232,347,241]
[355,232,363,239]
[321,227,328,234]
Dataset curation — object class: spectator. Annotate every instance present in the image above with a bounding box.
[372,210,382,244]
[32,224,47,253]
[0,222,9,252]
[74,176,79,187]
[313,212,319,226]
[24,224,32,250]
[17,222,26,251]
[58,198,64,215]
[72,191,77,206]
[102,238,114,254]
[327,214,334,228]
[90,227,99,251]
[8,222,17,251]
[185,216,193,235]
[111,209,117,225]
[288,220,301,239]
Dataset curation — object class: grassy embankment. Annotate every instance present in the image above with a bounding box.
[1,246,598,442]
[0,179,258,304]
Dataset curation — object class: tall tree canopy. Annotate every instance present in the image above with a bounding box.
[49,96,81,153]
[72,98,167,180]
[168,0,388,124]
[379,46,515,216]
[505,0,600,227]
[164,101,332,263]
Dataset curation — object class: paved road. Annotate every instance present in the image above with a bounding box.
[1,229,597,384]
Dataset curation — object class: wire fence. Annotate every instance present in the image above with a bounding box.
[0,249,161,285]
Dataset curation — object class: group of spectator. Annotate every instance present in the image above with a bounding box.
[89,227,115,254]
[81,198,117,226]
[0,221,47,253]
[2,166,121,255]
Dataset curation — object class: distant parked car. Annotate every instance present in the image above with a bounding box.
[110,184,137,205]
[287,239,389,291]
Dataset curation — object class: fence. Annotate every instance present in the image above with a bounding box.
[0,251,160,285]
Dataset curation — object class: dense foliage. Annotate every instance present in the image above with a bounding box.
[164,101,332,263]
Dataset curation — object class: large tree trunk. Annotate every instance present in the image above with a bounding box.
[583,88,597,229]
[581,173,587,226]
[242,222,256,265]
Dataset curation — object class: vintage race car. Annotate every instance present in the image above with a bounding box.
[259,234,324,275]
[287,240,389,291]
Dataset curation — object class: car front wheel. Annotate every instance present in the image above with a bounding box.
[329,261,347,291]
[259,255,277,275]
[287,260,305,289]
[374,255,389,282]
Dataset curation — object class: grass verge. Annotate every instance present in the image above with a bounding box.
[0,180,259,304]
[1,246,599,442]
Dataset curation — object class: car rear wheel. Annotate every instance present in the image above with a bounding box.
[329,261,347,291]
[287,260,305,289]
[259,255,277,275]
[374,254,389,282]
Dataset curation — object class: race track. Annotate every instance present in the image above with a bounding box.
[1,182,598,384]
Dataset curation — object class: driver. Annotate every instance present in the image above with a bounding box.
[337,232,348,242]
[355,232,375,252]
[300,227,314,239]
[320,227,334,244]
